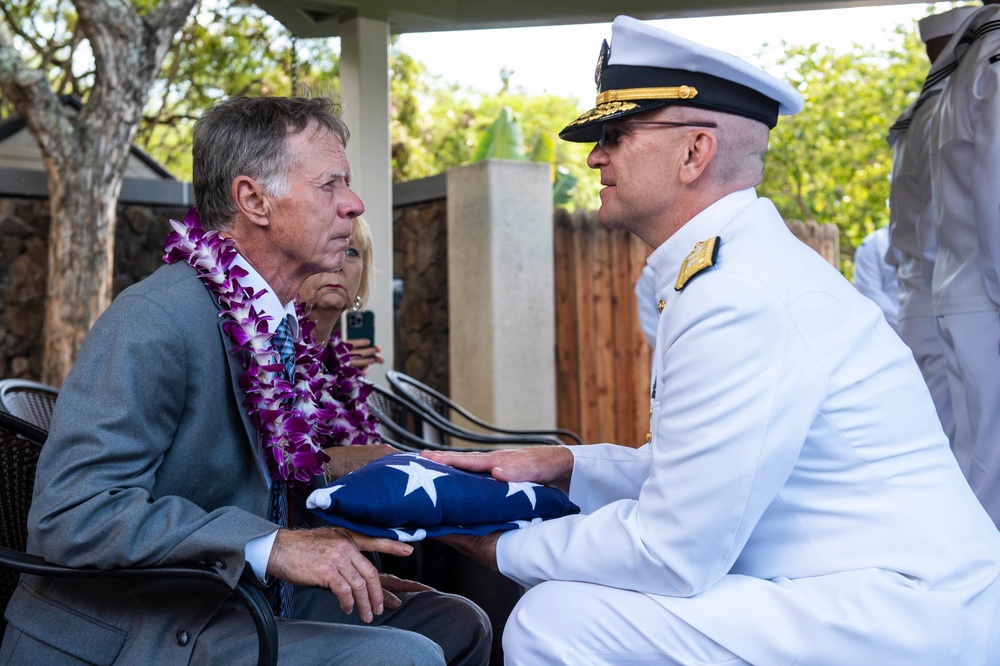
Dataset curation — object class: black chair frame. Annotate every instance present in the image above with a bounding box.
[0,411,277,665]
[0,379,59,433]
[386,370,584,446]
[367,382,556,450]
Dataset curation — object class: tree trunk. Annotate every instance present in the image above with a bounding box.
[1,0,199,385]
[41,160,119,386]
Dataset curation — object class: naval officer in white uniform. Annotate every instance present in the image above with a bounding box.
[886,5,977,454]
[929,3,1000,527]
[426,15,1000,665]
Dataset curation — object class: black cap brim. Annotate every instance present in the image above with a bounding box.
[560,65,780,143]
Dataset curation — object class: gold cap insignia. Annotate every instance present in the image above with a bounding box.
[566,101,640,127]
[595,85,699,105]
[675,236,721,291]
[595,39,610,90]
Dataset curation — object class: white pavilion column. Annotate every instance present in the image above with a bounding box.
[447,160,556,430]
[339,16,393,384]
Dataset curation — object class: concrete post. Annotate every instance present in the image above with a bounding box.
[446,159,556,430]
[340,16,393,385]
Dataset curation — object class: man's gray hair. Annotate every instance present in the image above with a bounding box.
[701,110,770,189]
[192,96,350,230]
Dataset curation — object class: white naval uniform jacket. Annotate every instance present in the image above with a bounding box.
[496,189,1000,665]
[888,87,944,319]
[931,5,1000,314]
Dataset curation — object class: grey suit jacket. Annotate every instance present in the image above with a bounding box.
[1,262,279,664]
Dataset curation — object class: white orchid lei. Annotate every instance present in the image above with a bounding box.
[163,207,379,488]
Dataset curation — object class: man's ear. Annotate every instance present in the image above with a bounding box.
[232,175,270,229]
[678,129,717,185]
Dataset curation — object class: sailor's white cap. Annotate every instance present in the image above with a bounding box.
[918,6,978,43]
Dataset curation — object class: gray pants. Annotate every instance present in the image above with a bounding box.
[192,586,492,665]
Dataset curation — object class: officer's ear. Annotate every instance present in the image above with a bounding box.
[677,128,717,185]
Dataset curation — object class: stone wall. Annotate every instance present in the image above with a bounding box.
[392,198,449,395]
[0,198,187,380]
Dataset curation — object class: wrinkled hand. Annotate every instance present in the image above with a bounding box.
[267,527,413,622]
[435,532,502,571]
[421,446,575,493]
[323,443,400,480]
[378,573,434,610]
[345,339,384,373]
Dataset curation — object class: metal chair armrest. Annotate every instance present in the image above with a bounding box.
[0,548,277,666]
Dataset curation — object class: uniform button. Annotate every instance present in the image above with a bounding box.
[176,630,190,647]
[644,431,652,443]
[657,300,665,314]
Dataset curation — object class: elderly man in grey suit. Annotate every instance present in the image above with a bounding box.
[0,96,490,665]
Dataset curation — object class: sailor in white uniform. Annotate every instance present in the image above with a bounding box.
[852,225,899,330]
[886,5,977,453]
[929,3,1000,526]
[427,15,1000,665]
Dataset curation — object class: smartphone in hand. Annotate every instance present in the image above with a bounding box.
[345,310,375,347]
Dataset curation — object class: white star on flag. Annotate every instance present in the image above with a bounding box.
[305,485,344,510]
[392,528,428,542]
[506,481,539,509]
[387,461,449,505]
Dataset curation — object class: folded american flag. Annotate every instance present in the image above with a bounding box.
[305,452,580,541]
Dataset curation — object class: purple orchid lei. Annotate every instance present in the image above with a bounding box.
[163,207,379,488]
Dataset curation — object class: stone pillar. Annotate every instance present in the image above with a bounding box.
[340,16,393,384]
[446,160,556,430]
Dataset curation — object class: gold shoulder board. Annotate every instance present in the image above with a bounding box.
[675,236,721,291]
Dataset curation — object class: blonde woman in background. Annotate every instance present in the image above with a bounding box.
[300,217,384,371]
[300,217,395,479]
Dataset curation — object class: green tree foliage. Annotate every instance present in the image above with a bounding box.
[468,105,579,205]
[759,25,928,274]
[388,55,601,210]
[138,0,340,178]
[0,0,96,116]
[1,0,339,179]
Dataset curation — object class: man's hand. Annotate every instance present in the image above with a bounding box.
[378,573,434,610]
[421,446,575,493]
[435,532,503,570]
[267,527,413,622]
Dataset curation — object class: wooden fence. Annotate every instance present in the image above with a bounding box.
[553,210,839,448]
[554,209,652,447]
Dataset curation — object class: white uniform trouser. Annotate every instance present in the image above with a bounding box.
[898,313,960,445]
[503,581,746,665]
[937,310,1000,527]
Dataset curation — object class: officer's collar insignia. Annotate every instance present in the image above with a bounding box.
[675,236,721,291]
[595,39,610,90]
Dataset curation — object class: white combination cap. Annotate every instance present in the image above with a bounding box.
[918,6,978,43]
[560,15,804,143]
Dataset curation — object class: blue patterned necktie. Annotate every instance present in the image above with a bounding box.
[268,314,295,618]
[272,315,296,380]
